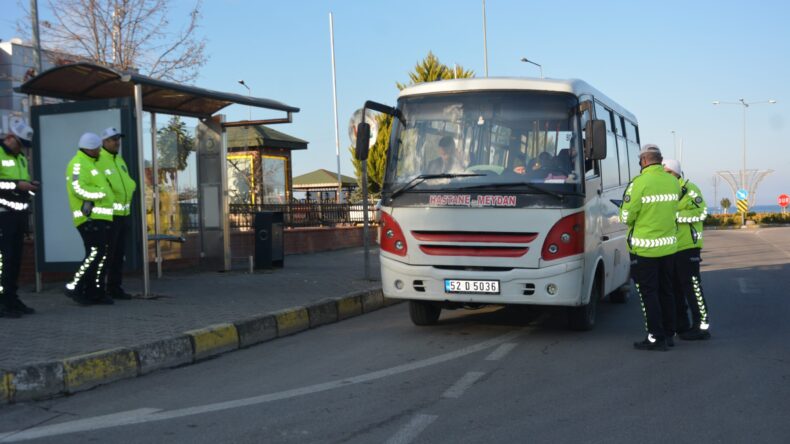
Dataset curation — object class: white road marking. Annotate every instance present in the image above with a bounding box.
[485,342,518,361]
[0,409,160,442]
[755,231,790,259]
[384,414,438,444]
[737,277,759,294]
[442,371,486,399]
[0,329,525,442]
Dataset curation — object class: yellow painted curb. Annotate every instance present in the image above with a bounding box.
[62,349,137,393]
[337,297,363,319]
[186,323,239,360]
[275,307,309,337]
[1,372,12,402]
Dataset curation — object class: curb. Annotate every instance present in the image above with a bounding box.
[1,288,398,404]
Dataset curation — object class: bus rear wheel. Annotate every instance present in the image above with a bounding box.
[568,277,600,331]
[409,300,441,326]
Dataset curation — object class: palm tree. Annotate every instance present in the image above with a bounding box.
[720,198,731,214]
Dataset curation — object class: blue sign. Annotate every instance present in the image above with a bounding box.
[736,189,748,200]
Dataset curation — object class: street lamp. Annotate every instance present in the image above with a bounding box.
[670,130,677,159]
[712,98,777,225]
[520,57,543,79]
[238,79,252,122]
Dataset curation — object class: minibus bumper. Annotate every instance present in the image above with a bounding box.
[381,255,585,306]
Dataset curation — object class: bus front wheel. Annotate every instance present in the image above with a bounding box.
[409,300,441,326]
[568,277,600,331]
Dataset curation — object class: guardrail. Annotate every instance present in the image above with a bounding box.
[229,202,378,229]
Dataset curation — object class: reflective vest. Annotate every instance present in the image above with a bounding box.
[676,178,707,251]
[619,164,681,258]
[96,147,136,216]
[0,142,32,212]
[66,150,115,226]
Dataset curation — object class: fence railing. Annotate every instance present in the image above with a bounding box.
[172,202,377,231]
[229,202,378,229]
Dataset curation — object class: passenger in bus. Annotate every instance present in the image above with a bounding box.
[556,148,572,173]
[426,136,461,174]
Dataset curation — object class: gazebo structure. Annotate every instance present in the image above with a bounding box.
[225,125,308,206]
[18,62,300,295]
[293,168,357,203]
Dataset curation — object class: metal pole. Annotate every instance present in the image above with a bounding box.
[362,162,370,280]
[329,12,343,203]
[482,0,489,77]
[134,84,150,296]
[671,130,676,159]
[151,113,161,278]
[742,102,747,226]
[678,137,683,165]
[220,114,231,272]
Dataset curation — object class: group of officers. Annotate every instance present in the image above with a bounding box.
[0,117,136,318]
[620,144,712,351]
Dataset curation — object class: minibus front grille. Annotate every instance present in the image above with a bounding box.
[413,280,426,292]
[412,231,537,243]
[433,265,513,272]
[523,283,536,295]
[419,245,528,258]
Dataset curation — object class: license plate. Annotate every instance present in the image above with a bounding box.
[444,279,500,294]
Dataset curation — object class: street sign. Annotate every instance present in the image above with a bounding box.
[779,194,790,208]
[736,199,748,213]
[736,189,748,200]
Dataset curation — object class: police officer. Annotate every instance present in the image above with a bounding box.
[619,144,681,351]
[0,117,39,318]
[662,159,711,340]
[64,133,115,305]
[97,127,136,299]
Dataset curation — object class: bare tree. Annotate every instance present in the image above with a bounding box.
[20,0,207,82]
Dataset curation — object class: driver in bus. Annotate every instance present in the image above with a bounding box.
[426,136,461,174]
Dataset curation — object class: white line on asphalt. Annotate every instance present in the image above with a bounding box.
[0,409,160,443]
[442,371,486,399]
[737,277,759,294]
[755,231,790,259]
[384,414,438,444]
[485,342,518,361]
[0,329,526,443]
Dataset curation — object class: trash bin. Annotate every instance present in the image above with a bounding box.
[254,211,284,269]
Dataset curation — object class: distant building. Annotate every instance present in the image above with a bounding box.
[293,168,357,202]
[0,37,67,132]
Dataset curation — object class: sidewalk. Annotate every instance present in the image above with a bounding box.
[0,247,384,403]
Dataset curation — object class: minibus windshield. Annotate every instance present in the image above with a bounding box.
[384,91,583,196]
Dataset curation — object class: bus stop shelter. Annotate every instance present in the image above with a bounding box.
[18,62,300,296]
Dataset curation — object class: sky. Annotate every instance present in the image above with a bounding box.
[3,0,789,205]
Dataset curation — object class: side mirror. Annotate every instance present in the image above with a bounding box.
[584,119,607,160]
[355,122,370,161]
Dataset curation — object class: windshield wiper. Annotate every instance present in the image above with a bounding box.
[460,181,566,200]
[389,173,485,199]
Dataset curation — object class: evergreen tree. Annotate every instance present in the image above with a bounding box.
[350,52,474,200]
[720,197,731,214]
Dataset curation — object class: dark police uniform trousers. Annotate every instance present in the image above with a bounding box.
[631,253,676,339]
[0,209,28,309]
[673,248,710,331]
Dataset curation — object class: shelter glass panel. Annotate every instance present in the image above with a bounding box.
[263,155,287,204]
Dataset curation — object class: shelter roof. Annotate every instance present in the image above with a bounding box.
[17,62,299,119]
[293,169,357,189]
[226,125,308,150]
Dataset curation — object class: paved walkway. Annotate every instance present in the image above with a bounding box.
[0,247,381,370]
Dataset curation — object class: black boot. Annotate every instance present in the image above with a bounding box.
[633,334,669,351]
